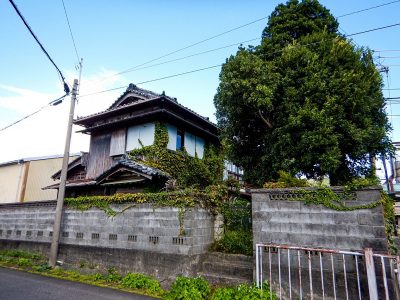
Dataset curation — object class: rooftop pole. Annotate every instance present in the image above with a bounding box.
[49,78,79,267]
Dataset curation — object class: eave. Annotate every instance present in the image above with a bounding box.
[76,108,219,143]
[74,96,218,136]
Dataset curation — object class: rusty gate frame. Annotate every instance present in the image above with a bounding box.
[255,243,400,300]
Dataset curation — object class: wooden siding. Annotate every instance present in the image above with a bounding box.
[110,128,126,156]
[86,133,114,179]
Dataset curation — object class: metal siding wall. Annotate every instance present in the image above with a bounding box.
[0,164,22,203]
[23,158,65,202]
[126,126,140,150]
[195,136,204,159]
[166,124,177,150]
[126,123,155,151]
[139,123,155,146]
[185,132,196,157]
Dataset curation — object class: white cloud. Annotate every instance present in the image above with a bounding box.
[0,69,129,163]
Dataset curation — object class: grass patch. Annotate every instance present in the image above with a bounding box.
[0,249,278,299]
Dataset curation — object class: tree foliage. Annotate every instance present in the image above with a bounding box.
[214,0,391,186]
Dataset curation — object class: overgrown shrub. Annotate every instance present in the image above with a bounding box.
[16,258,32,267]
[34,263,51,272]
[210,197,253,256]
[221,198,251,231]
[105,267,122,282]
[210,229,253,256]
[212,282,278,300]
[263,171,309,188]
[121,273,162,294]
[163,276,211,300]
[0,249,44,260]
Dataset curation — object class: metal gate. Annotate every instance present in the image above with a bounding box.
[255,243,400,300]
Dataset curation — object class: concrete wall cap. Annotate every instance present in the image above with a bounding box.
[251,185,383,193]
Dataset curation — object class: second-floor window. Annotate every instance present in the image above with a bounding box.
[126,123,155,151]
[176,129,184,150]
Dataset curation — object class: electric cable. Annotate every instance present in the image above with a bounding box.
[61,0,80,63]
[111,37,260,76]
[374,50,400,52]
[0,94,68,132]
[85,1,400,87]
[337,0,400,18]
[346,22,400,37]
[376,56,400,59]
[79,64,222,98]
[115,17,267,77]
[8,0,70,94]
[78,22,400,100]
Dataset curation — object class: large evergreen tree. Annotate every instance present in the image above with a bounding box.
[214,0,391,186]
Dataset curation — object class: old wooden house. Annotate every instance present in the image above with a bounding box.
[47,84,221,197]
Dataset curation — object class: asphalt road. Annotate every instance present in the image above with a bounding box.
[0,267,157,300]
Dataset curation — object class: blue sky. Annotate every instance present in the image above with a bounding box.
[0,0,399,164]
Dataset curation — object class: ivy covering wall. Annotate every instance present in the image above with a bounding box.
[129,122,224,188]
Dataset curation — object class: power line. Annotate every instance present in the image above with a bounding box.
[373,50,400,52]
[338,0,400,18]
[79,64,222,99]
[384,88,400,90]
[376,56,400,59]
[114,17,267,77]
[78,22,400,100]
[84,2,400,88]
[8,0,70,95]
[346,22,400,37]
[87,4,400,88]
[61,0,80,63]
[85,22,400,86]
[0,94,68,132]
[109,37,261,77]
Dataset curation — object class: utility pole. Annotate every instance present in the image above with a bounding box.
[49,78,79,267]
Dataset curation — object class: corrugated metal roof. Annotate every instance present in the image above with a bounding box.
[0,153,81,167]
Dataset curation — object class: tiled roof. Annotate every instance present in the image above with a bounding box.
[95,157,170,182]
[75,83,215,126]
[117,158,170,178]
[51,153,89,180]
[43,179,96,190]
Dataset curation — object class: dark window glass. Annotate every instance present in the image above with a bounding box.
[176,130,184,150]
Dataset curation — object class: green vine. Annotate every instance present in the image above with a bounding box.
[295,187,382,211]
[65,185,229,217]
[130,122,224,188]
[178,207,186,236]
[381,192,397,254]
[264,172,384,211]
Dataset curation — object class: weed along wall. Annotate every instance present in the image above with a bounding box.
[0,200,216,282]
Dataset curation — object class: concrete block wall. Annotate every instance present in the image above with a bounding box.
[252,187,390,299]
[0,201,215,255]
[252,186,388,252]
